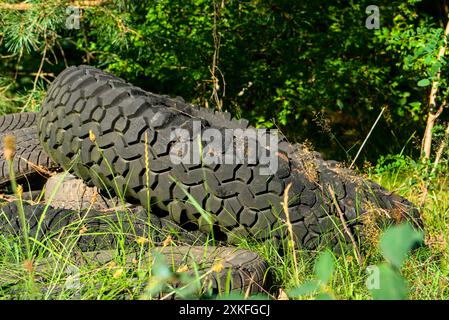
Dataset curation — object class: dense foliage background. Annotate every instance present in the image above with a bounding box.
[1,0,449,166]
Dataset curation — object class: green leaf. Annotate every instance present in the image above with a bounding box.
[288,281,320,297]
[409,101,421,110]
[336,99,344,110]
[417,79,431,87]
[316,292,334,300]
[171,177,214,225]
[380,223,423,268]
[369,264,409,300]
[314,251,335,284]
[152,254,172,279]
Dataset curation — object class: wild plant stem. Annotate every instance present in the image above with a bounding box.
[7,159,31,258]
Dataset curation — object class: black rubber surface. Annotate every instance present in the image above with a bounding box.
[0,126,58,186]
[34,246,270,298]
[0,112,38,133]
[149,246,269,297]
[38,65,421,250]
[0,201,207,250]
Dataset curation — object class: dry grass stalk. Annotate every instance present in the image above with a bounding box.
[282,182,300,285]
[328,185,363,265]
[350,106,386,169]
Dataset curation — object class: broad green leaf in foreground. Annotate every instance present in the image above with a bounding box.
[380,223,423,269]
[288,280,320,297]
[369,263,408,300]
[314,251,335,285]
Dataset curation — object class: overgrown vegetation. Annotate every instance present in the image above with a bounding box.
[0,157,447,300]
[0,0,448,300]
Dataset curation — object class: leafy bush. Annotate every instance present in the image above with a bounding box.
[2,0,449,163]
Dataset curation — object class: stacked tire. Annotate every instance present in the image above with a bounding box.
[0,112,57,188]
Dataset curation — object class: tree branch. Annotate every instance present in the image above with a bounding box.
[0,3,31,10]
[0,1,105,11]
[421,20,449,161]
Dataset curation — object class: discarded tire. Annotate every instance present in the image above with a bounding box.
[27,246,270,298]
[0,124,58,186]
[0,201,269,297]
[38,65,420,250]
[0,200,207,250]
[0,112,38,133]
[44,172,118,211]
[149,245,270,297]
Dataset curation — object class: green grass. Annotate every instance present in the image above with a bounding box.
[0,155,448,300]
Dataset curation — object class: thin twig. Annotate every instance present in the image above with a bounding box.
[210,0,224,111]
[21,39,48,111]
[20,157,57,177]
[350,106,386,169]
[0,2,32,10]
[431,121,449,175]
